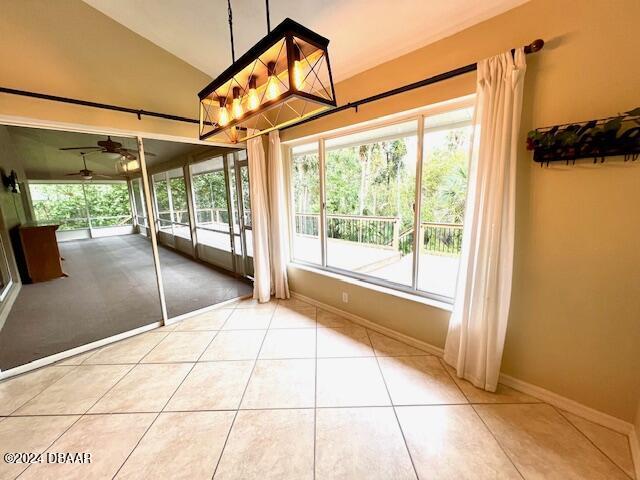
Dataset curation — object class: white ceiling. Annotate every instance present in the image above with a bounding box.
[83,0,528,82]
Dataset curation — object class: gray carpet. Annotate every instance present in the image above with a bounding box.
[0,234,252,370]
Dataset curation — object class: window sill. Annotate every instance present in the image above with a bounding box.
[287,262,454,313]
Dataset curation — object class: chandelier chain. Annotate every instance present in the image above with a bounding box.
[265,0,271,33]
[227,0,235,62]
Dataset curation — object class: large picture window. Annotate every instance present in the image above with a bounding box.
[291,142,320,264]
[288,100,473,302]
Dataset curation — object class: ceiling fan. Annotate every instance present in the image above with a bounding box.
[65,153,113,181]
[59,136,156,161]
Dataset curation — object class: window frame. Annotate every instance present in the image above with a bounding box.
[285,96,475,304]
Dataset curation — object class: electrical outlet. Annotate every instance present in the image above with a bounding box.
[342,292,349,303]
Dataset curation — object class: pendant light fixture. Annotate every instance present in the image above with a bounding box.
[198,0,337,143]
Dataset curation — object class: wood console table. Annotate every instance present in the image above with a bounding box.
[11,223,65,283]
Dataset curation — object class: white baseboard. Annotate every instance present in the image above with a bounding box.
[291,288,638,471]
[291,291,445,357]
[0,281,21,332]
[630,427,640,480]
[498,373,634,436]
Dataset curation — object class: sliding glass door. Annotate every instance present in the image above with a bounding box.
[190,155,235,271]
[231,152,254,277]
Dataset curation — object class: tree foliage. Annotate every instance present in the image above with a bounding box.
[292,127,470,232]
[30,182,131,229]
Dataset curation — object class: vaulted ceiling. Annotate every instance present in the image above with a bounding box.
[83,0,529,83]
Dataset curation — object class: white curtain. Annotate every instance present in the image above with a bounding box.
[444,49,527,391]
[247,135,271,302]
[267,130,290,299]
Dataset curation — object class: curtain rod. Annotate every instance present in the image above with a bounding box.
[0,86,200,125]
[281,39,544,131]
[0,40,543,132]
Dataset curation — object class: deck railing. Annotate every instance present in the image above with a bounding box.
[295,213,463,256]
[295,213,400,248]
[39,215,133,231]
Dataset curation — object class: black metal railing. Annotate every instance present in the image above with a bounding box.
[422,222,463,255]
[294,213,463,256]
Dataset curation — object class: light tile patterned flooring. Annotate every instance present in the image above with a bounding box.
[0,297,636,480]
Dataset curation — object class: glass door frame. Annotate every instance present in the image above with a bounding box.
[231,152,252,278]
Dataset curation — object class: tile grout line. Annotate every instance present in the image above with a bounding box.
[10,300,592,479]
[11,364,90,479]
[438,359,527,480]
[64,353,432,366]
[1,401,551,419]
[555,406,635,479]
[12,338,163,477]
[210,298,279,480]
[5,362,83,417]
[110,320,226,479]
[364,327,420,480]
[15,358,143,479]
[437,356,527,479]
[313,305,318,480]
[468,402,528,480]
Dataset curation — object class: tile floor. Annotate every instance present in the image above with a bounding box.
[0,297,636,480]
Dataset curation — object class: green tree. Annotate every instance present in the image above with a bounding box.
[30,182,131,229]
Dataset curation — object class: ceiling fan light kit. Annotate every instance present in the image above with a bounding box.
[59,136,157,177]
[198,15,337,143]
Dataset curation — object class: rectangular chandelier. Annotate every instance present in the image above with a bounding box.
[198,18,336,143]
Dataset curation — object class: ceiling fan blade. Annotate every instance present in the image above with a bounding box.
[93,174,113,178]
[121,148,156,157]
[60,147,101,151]
[65,172,81,176]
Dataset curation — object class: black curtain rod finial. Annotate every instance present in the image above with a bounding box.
[525,39,544,54]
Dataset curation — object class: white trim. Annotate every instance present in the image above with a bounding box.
[290,290,444,356]
[0,113,242,148]
[289,262,452,312]
[498,373,634,436]
[630,427,640,480]
[164,293,251,325]
[0,321,161,379]
[0,282,21,330]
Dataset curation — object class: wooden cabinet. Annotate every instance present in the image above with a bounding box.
[11,224,64,283]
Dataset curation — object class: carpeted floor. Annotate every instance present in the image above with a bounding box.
[0,234,252,370]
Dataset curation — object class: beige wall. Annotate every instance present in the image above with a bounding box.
[285,0,640,423]
[0,0,211,139]
[0,126,29,277]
